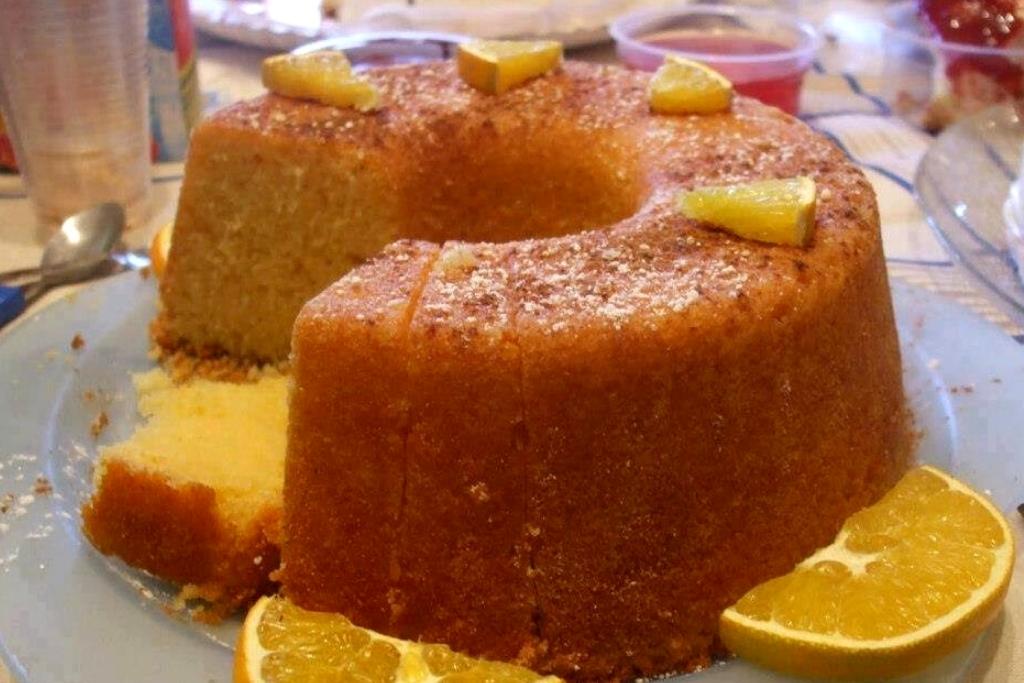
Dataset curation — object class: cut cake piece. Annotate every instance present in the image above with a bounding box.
[394,242,537,661]
[283,240,541,662]
[282,240,440,630]
[82,367,287,617]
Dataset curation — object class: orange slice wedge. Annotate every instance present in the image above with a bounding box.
[720,465,1016,680]
[262,51,379,111]
[235,595,562,683]
[648,56,733,115]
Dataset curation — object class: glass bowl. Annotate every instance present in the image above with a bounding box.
[608,4,821,115]
[915,103,1024,326]
[882,0,1024,132]
[293,30,468,69]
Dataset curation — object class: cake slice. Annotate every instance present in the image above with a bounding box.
[82,368,287,618]
[395,242,537,661]
[282,240,440,630]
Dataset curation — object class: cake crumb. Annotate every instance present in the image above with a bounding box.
[90,411,109,438]
[149,334,289,384]
[82,390,96,401]
[70,334,85,351]
[437,245,478,277]
[139,266,152,280]
[468,482,491,503]
[33,476,52,496]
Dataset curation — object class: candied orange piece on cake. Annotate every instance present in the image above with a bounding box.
[457,40,563,94]
[677,176,816,246]
[648,56,733,115]
[261,51,379,111]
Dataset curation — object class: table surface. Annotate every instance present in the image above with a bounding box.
[0,1,1021,682]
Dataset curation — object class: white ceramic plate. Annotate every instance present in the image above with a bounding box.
[915,103,1024,330]
[0,273,1021,682]
[190,0,613,53]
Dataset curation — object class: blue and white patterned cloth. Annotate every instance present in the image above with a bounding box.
[798,62,1023,338]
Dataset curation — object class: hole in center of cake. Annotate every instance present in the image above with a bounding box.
[397,119,647,243]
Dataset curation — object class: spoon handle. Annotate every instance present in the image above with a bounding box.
[0,266,40,284]
[0,285,26,328]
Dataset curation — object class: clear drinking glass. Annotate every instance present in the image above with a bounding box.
[0,0,151,230]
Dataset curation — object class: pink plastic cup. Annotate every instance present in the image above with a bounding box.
[609,4,822,115]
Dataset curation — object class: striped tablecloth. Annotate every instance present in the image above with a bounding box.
[798,62,1024,339]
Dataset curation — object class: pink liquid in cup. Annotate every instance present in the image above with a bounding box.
[610,7,821,116]
[642,32,805,115]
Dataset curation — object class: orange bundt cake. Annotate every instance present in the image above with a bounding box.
[235,62,904,680]
[99,57,909,679]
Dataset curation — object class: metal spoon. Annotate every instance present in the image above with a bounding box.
[0,203,126,328]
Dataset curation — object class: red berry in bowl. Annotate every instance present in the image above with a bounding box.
[946,53,1024,98]
[919,0,1023,47]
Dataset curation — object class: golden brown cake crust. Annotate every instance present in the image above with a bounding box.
[82,460,280,618]
[284,241,440,628]
[395,242,535,661]
[271,62,912,681]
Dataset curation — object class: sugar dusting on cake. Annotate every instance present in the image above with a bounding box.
[189,59,873,365]
[227,61,864,339]
[415,242,515,341]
